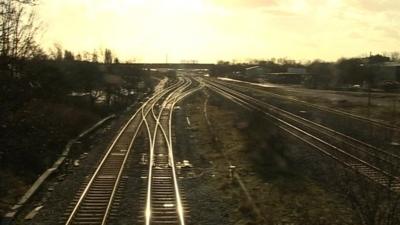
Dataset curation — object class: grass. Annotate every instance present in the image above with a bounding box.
[203,94,357,225]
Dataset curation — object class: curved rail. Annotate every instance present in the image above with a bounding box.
[64,78,182,225]
[143,77,199,225]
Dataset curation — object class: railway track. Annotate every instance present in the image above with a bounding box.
[141,78,194,225]
[201,78,400,192]
[61,77,201,225]
[211,78,400,132]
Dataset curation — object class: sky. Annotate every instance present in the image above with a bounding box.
[36,0,400,63]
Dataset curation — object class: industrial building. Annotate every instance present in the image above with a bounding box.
[246,66,308,84]
[375,62,400,81]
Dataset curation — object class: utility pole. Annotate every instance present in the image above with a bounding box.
[361,63,372,118]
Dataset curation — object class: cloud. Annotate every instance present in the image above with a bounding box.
[36,0,400,62]
[374,26,400,40]
[211,0,277,8]
[261,8,298,17]
[349,0,400,12]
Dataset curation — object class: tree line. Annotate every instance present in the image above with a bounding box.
[211,54,400,90]
[50,44,119,64]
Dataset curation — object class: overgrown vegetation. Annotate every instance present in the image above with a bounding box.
[238,107,400,225]
[205,94,355,225]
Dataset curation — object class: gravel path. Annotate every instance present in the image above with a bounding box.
[173,92,236,225]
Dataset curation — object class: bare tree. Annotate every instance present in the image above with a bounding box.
[63,50,74,61]
[104,48,112,64]
[0,0,40,73]
[82,51,91,61]
[75,53,81,61]
[92,49,98,63]
[48,43,62,60]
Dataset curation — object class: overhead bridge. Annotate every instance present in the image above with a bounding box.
[132,63,215,70]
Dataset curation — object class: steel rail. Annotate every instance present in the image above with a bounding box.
[208,80,400,171]
[144,77,192,225]
[143,77,200,225]
[65,95,152,225]
[206,80,392,174]
[212,78,400,131]
[142,79,180,224]
[102,79,183,225]
[142,78,187,225]
[203,78,400,191]
[205,79,400,167]
[142,79,183,147]
[64,78,180,225]
[149,77,201,225]
[166,79,203,225]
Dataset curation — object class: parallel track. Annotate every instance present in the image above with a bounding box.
[211,78,400,132]
[201,78,400,192]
